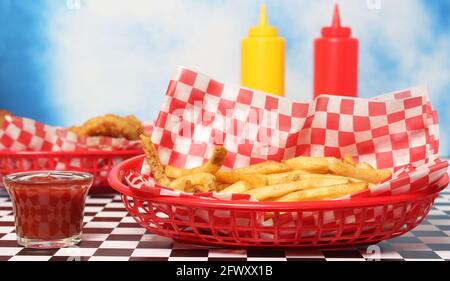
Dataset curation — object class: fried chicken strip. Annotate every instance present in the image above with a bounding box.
[69,114,144,140]
[0,110,12,128]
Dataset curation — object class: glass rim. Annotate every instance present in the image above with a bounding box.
[4,170,94,185]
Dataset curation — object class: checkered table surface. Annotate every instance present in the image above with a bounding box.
[1,187,450,261]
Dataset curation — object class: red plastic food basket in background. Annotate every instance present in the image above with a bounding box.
[108,155,448,247]
[0,150,142,192]
[0,116,152,192]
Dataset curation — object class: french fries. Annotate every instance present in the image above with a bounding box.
[283,156,330,173]
[264,170,310,185]
[165,146,227,178]
[244,178,349,201]
[168,172,216,192]
[273,182,368,202]
[343,154,356,165]
[216,183,231,191]
[356,162,374,170]
[139,136,392,203]
[215,160,290,184]
[327,158,391,184]
[238,174,268,188]
[219,180,251,194]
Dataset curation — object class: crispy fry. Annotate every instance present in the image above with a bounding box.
[356,162,374,170]
[283,156,330,173]
[216,183,231,191]
[165,146,227,178]
[274,182,368,202]
[183,181,195,193]
[295,173,363,183]
[168,172,216,192]
[219,180,251,194]
[214,171,242,184]
[215,172,268,187]
[140,134,171,186]
[215,160,290,184]
[244,178,349,201]
[138,140,390,200]
[238,174,268,188]
[229,160,290,174]
[265,170,361,185]
[343,154,356,165]
[328,158,391,183]
[264,170,311,185]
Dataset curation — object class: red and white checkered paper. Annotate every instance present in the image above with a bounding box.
[123,66,448,234]
[0,115,145,152]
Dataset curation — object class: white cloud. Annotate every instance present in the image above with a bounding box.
[46,0,256,125]
[46,0,450,152]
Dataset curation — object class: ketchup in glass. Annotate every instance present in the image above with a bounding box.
[3,171,93,248]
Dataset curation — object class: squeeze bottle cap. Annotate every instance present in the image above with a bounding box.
[249,4,278,37]
[321,4,351,38]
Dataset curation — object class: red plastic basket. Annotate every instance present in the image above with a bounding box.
[108,155,449,248]
[0,150,142,191]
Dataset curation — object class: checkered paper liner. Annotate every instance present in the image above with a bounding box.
[0,115,145,152]
[120,66,447,237]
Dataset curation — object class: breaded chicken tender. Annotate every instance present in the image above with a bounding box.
[69,114,144,140]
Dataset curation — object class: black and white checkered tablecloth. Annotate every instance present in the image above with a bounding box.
[0,187,450,261]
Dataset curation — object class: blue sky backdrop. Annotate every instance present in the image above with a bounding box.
[0,0,449,154]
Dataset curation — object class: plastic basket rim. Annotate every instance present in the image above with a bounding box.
[108,154,449,210]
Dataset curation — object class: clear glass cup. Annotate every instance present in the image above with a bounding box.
[3,171,93,249]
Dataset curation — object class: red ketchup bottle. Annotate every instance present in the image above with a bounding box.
[313,4,358,98]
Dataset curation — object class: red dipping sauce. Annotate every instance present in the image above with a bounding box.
[3,171,93,248]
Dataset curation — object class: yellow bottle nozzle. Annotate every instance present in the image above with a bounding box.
[258,4,268,29]
[249,4,277,37]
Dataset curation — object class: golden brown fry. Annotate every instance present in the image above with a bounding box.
[244,178,349,201]
[214,171,243,184]
[238,174,268,188]
[219,180,251,194]
[216,183,231,191]
[343,154,356,165]
[140,134,172,186]
[165,146,227,178]
[356,162,374,170]
[295,173,363,183]
[264,170,311,185]
[274,182,368,202]
[265,170,362,185]
[328,158,391,184]
[214,172,268,187]
[215,161,290,184]
[230,160,290,174]
[168,173,216,192]
[69,114,144,140]
[283,156,330,173]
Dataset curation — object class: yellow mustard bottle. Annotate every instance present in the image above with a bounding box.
[241,4,285,97]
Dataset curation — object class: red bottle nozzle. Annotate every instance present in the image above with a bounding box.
[321,4,351,38]
[332,4,341,28]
